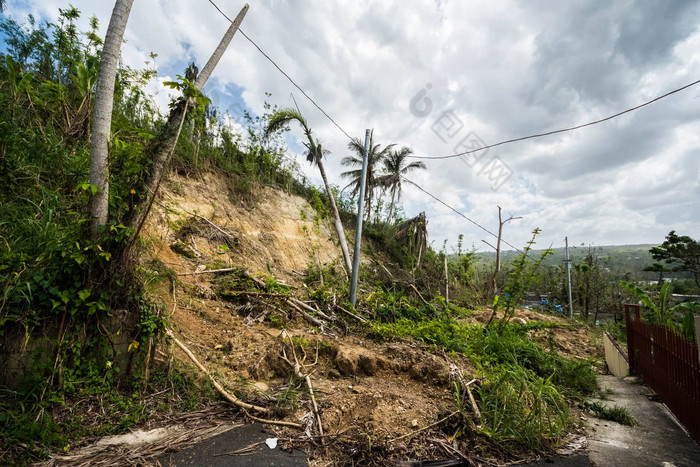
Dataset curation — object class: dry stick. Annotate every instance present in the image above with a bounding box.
[295,299,343,331]
[167,278,177,382]
[464,382,482,428]
[335,305,367,323]
[50,310,68,391]
[143,335,153,389]
[390,411,459,443]
[189,211,236,241]
[287,300,325,327]
[304,372,324,441]
[177,267,238,276]
[408,283,432,309]
[214,441,263,456]
[226,291,288,297]
[377,261,394,278]
[242,269,267,288]
[294,299,323,315]
[446,352,482,428]
[432,438,470,463]
[243,410,302,429]
[143,303,162,390]
[167,330,270,414]
[281,331,324,441]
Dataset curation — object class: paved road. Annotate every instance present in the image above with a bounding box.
[155,422,307,466]
[586,374,700,467]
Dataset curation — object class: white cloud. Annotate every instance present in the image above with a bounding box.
[7,0,700,250]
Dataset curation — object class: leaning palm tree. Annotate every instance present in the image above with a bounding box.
[341,130,394,221]
[376,147,425,222]
[265,108,353,275]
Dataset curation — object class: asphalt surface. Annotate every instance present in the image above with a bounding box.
[154,422,307,466]
[586,374,700,467]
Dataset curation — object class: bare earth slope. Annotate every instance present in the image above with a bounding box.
[127,171,599,465]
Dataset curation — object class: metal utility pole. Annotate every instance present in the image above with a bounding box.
[350,129,371,308]
[444,253,449,305]
[565,236,573,319]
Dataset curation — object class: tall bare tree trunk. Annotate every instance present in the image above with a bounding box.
[89,0,134,239]
[316,156,353,275]
[127,4,248,239]
[491,206,521,294]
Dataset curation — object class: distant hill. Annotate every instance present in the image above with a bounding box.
[471,244,659,280]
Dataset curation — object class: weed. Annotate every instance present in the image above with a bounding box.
[476,365,571,452]
[274,376,304,416]
[472,325,598,398]
[584,401,636,426]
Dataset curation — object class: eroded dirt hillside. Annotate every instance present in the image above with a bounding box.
[145,171,342,284]
[133,171,600,465]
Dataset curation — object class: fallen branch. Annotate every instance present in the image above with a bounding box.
[243,410,303,429]
[390,411,459,443]
[335,305,367,323]
[408,283,434,310]
[223,291,288,297]
[465,382,482,428]
[167,330,269,414]
[290,298,320,315]
[190,212,236,242]
[280,330,324,441]
[214,441,263,456]
[167,279,177,381]
[287,300,325,328]
[242,269,268,288]
[177,267,238,276]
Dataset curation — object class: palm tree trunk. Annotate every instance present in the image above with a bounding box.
[365,185,373,222]
[88,0,134,239]
[126,5,248,237]
[387,187,396,222]
[316,157,353,275]
[194,4,249,89]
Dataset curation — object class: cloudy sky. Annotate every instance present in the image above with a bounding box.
[5,0,700,253]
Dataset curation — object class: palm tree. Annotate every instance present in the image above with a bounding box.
[89,0,135,238]
[341,130,394,221]
[375,147,425,222]
[265,108,353,275]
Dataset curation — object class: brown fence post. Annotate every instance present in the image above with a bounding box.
[695,316,700,363]
[625,304,640,374]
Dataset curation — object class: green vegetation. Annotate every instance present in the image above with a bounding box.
[474,366,570,451]
[584,401,637,426]
[360,233,598,453]
[650,231,700,288]
[0,6,338,463]
[619,280,700,341]
[4,3,688,464]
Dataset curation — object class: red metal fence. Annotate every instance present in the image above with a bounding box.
[625,304,700,441]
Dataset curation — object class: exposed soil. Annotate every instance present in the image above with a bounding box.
[122,172,602,465]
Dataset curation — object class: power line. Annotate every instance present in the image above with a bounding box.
[206,0,354,141]
[204,0,695,256]
[401,176,529,255]
[206,0,700,167]
[408,78,700,160]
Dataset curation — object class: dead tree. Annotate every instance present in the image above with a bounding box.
[482,206,521,294]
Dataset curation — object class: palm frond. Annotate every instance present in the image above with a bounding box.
[265,107,309,137]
